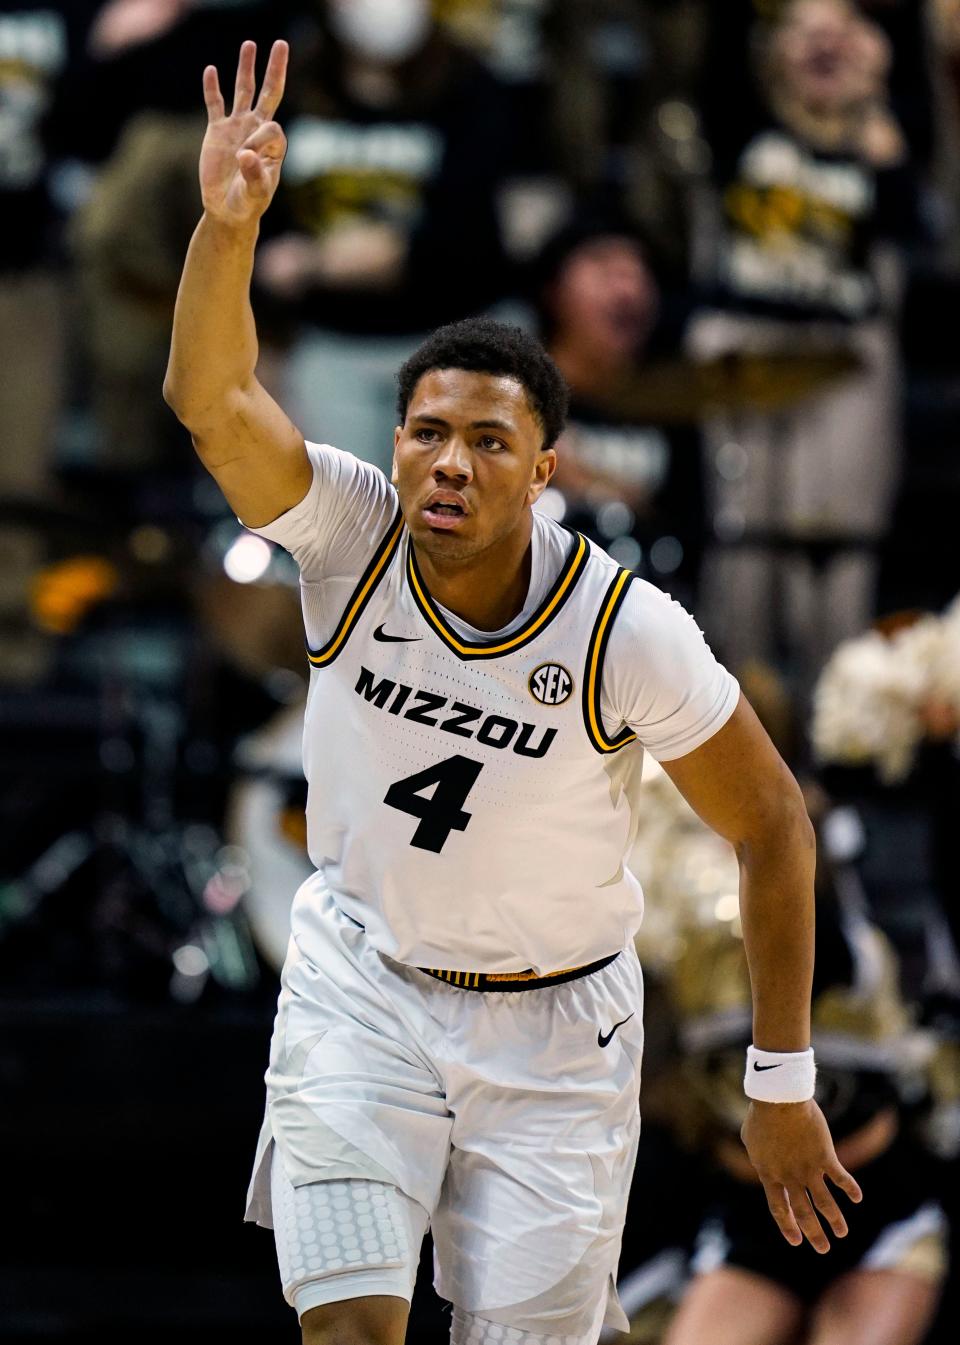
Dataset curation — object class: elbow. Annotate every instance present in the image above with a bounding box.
[162,374,188,421]
[162,375,212,435]
[735,782,815,864]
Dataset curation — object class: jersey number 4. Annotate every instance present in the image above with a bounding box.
[384,754,483,853]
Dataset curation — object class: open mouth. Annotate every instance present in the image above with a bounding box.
[423,501,467,530]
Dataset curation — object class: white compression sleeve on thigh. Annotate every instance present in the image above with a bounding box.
[269,1145,427,1319]
[450,1306,598,1345]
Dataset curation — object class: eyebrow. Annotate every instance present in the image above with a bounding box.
[410,414,516,434]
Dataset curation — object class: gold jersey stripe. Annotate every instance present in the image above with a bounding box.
[583,568,638,754]
[306,509,404,667]
[406,531,589,660]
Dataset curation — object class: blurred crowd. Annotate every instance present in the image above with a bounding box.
[2,2,960,1343]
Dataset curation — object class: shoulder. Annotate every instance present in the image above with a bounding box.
[598,570,740,761]
[249,442,398,581]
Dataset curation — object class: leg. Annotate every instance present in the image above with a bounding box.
[431,949,646,1340]
[448,1305,604,1344]
[807,1270,942,1345]
[662,1266,805,1345]
[301,1295,408,1345]
[270,1147,429,1345]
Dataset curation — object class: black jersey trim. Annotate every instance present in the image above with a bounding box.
[583,567,639,754]
[305,505,404,668]
[405,530,589,661]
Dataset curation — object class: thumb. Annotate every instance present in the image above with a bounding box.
[241,120,286,161]
[237,148,270,195]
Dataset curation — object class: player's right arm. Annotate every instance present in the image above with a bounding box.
[163,39,311,528]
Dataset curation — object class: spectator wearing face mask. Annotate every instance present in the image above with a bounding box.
[253,0,514,474]
[688,0,922,688]
[533,216,705,608]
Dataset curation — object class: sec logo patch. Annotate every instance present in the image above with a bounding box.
[528,663,573,706]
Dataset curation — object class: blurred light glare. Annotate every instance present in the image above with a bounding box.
[128,524,171,564]
[597,500,634,539]
[609,536,643,570]
[173,944,209,977]
[223,534,272,584]
[716,441,748,480]
[658,100,697,141]
[715,893,740,922]
[651,536,683,574]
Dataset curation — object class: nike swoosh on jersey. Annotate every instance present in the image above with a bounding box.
[373,624,422,643]
[598,1011,635,1048]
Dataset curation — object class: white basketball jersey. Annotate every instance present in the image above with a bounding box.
[294,505,651,975]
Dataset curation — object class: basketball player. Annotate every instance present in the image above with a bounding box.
[164,39,863,1345]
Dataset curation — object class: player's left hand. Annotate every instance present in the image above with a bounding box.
[741,1099,863,1254]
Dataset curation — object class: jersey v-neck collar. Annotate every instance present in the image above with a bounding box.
[404,521,590,661]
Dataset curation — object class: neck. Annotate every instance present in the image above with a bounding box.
[550,335,636,401]
[413,514,534,631]
[771,92,862,152]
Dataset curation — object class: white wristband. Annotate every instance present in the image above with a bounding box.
[744,1045,816,1102]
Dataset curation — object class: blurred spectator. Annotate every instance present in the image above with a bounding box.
[71,112,206,475]
[689,0,923,687]
[74,0,291,163]
[617,766,952,1345]
[254,0,514,472]
[532,214,704,605]
[659,882,948,1345]
[0,0,100,681]
[55,4,295,481]
[543,0,709,271]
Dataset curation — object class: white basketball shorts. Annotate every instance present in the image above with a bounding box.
[245,878,644,1338]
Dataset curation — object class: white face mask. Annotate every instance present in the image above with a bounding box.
[328,0,430,63]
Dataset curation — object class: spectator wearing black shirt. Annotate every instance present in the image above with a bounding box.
[253,0,514,473]
[689,0,921,687]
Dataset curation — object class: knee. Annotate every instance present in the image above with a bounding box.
[301,1294,408,1345]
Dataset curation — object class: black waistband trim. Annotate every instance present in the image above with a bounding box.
[418,951,620,992]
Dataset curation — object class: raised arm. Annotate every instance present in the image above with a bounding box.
[163,39,310,527]
[661,696,862,1253]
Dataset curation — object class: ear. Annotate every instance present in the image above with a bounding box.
[526,446,557,506]
[391,425,401,486]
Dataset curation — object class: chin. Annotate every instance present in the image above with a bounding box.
[414,528,480,562]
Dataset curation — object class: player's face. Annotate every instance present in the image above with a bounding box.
[392,369,556,562]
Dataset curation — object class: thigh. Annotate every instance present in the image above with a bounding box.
[248,891,454,1223]
[663,1267,805,1345]
[431,950,645,1337]
[271,1145,427,1327]
[808,1270,942,1345]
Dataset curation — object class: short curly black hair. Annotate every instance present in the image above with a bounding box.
[396,317,569,450]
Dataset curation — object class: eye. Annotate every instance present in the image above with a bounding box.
[414,427,440,443]
[477,435,506,451]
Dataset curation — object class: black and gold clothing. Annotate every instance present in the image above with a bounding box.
[708,120,918,322]
[264,31,512,335]
[692,1140,948,1301]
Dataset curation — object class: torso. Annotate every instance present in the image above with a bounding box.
[295,508,648,973]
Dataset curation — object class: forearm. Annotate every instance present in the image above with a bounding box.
[737,802,816,1053]
[164,212,261,424]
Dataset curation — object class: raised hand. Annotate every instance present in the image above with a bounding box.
[200,39,288,228]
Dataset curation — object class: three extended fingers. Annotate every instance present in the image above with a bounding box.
[203,38,288,124]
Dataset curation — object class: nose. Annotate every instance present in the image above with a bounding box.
[432,434,473,484]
